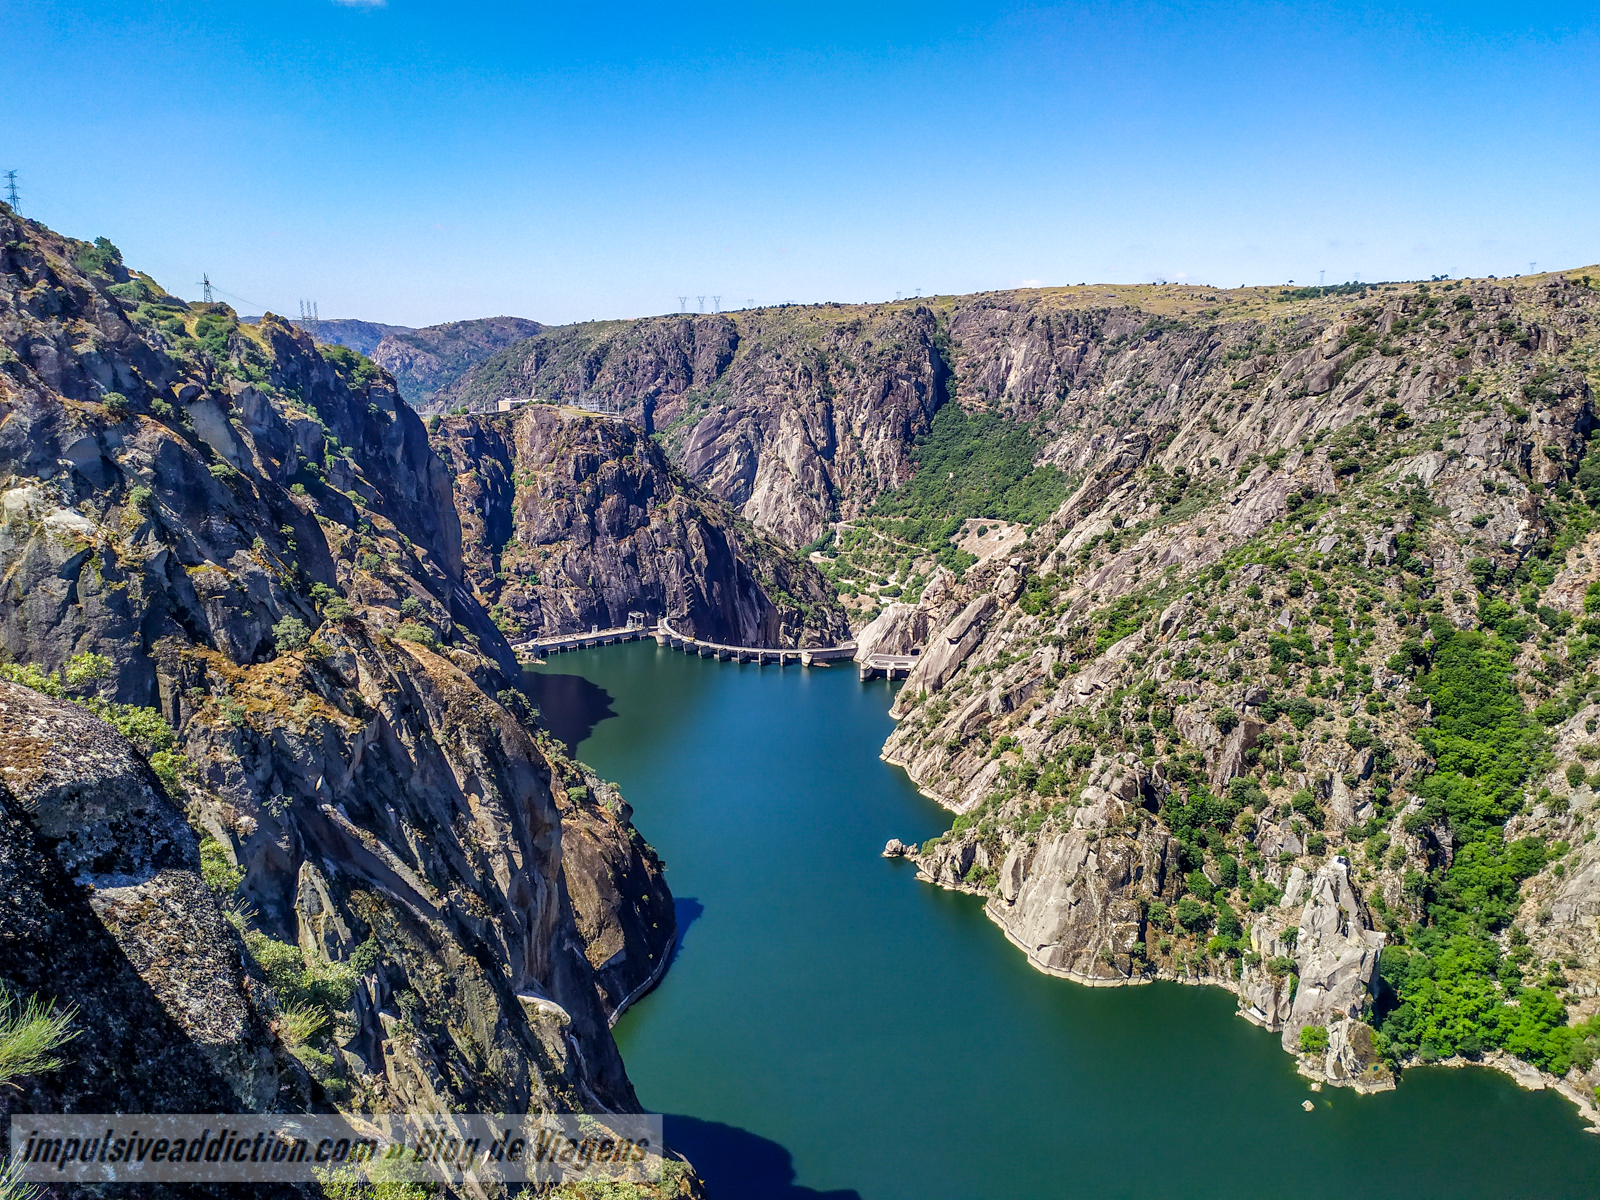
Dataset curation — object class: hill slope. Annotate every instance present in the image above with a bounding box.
[0,210,685,1144]
[857,268,1600,1116]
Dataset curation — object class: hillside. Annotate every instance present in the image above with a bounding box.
[0,207,691,1178]
[438,280,1585,554]
[851,267,1600,1115]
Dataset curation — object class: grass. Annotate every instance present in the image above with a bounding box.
[0,982,77,1088]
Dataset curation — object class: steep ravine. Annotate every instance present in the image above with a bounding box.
[437,308,951,545]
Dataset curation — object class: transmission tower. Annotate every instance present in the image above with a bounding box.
[1318,270,1325,288]
[3,171,17,210]
[299,300,319,335]
[712,295,721,313]
[1529,262,1537,275]
[197,274,214,303]
[696,295,705,313]
[746,298,755,309]
[678,296,688,313]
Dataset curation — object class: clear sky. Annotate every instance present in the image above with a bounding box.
[6,1,1597,326]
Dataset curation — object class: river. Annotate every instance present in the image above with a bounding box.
[526,642,1600,1199]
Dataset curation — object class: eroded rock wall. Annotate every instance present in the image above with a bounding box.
[0,209,674,1121]
[434,406,847,645]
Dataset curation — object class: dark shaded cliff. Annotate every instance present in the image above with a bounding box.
[434,405,849,646]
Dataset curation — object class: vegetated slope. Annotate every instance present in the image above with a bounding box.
[866,268,1600,1119]
[433,406,848,646]
[0,209,688,1155]
[435,307,950,545]
[305,315,544,406]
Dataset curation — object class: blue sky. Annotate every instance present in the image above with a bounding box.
[6,1,1597,325]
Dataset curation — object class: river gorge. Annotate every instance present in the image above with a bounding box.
[524,643,1600,1199]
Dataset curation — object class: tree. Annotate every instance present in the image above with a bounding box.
[272,616,311,651]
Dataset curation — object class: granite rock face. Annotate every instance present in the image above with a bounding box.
[437,308,950,545]
[975,763,1179,985]
[0,680,301,1116]
[433,406,847,645]
[878,272,1600,1113]
[853,602,930,661]
[1238,859,1392,1090]
[0,210,674,1122]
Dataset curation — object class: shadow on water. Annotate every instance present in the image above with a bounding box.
[521,669,616,754]
[666,897,705,974]
[664,1115,863,1200]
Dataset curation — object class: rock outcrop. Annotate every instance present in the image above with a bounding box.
[0,210,675,1124]
[437,308,950,544]
[979,763,1179,985]
[0,680,301,1117]
[433,406,848,645]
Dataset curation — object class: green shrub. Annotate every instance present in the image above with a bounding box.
[1175,896,1211,932]
[198,836,244,895]
[272,615,311,651]
[1299,1025,1329,1054]
[0,982,78,1088]
[101,391,129,417]
[395,621,438,649]
[72,236,121,276]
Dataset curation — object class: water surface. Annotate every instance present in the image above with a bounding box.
[529,642,1600,1199]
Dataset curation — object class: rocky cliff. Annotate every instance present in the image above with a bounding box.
[436,308,950,545]
[873,270,1600,1116]
[0,679,307,1117]
[0,211,679,1139]
[433,406,848,645]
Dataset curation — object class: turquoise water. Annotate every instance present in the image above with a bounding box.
[528,643,1600,1199]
